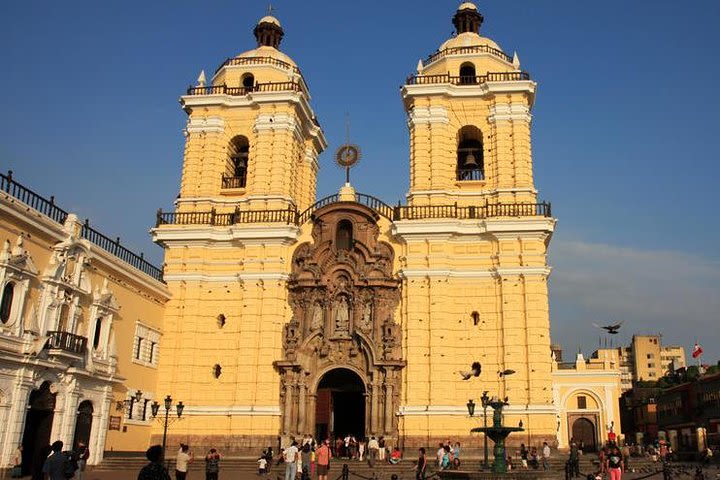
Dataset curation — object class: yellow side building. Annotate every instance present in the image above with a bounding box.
[0,171,169,472]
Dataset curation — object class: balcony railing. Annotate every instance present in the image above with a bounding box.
[221,175,246,189]
[1,171,68,224]
[156,196,551,228]
[215,56,302,75]
[45,330,87,355]
[0,171,164,283]
[406,71,530,86]
[424,44,513,65]
[186,81,302,96]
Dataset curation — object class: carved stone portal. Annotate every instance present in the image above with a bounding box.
[275,202,403,440]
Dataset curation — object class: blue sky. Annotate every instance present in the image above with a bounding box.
[2,0,719,361]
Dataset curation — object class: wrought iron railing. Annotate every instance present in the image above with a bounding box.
[81,220,163,281]
[215,56,302,75]
[1,171,164,282]
[406,71,530,86]
[156,196,551,227]
[186,81,302,96]
[424,44,513,65]
[45,330,87,355]
[221,175,246,189]
[1,171,68,224]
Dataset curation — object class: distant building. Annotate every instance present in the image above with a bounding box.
[601,336,687,392]
[552,352,623,451]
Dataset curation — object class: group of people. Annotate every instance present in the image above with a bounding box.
[266,433,404,480]
[506,441,551,471]
[10,440,90,480]
[136,443,221,480]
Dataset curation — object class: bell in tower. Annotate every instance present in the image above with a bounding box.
[172,12,326,214]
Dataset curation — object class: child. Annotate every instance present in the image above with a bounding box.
[257,456,268,475]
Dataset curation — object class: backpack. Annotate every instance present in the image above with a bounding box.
[62,451,79,479]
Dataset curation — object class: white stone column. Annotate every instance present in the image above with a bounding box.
[0,377,32,466]
[89,386,113,465]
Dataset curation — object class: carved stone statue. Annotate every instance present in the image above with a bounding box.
[359,300,373,332]
[284,317,301,357]
[310,303,324,331]
[333,296,350,334]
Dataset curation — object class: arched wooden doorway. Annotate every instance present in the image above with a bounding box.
[315,368,365,441]
[571,417,597,452]
[73,400,94,448]
[22,382,56,476]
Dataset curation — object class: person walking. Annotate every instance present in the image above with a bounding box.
[316,439,331,480]
[138,445,171,480]
[541,442,551,471]
[283,441,299,480]
[358,438,365,462]
[415,448,427,480]
[74,442,90,480]
[605,444,624,480]
[42,441,70,480]
[204,448,220,480]
[569,440,580,478]
[436,443,445,468]
[175,444,193,480]
[367,436,379,468]
[378,437,386,462]
[300,443,311,479]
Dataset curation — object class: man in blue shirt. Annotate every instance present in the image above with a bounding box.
[42,441,66,480]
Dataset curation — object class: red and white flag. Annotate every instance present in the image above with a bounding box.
[692,343,704,359]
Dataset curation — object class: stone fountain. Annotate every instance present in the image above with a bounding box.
[471,397,524,474]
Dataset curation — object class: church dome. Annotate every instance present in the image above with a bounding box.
[439,32,502,52]
[220,13,299,72]
[236,45,298,69]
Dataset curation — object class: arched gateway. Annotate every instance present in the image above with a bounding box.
[274,202,404,442]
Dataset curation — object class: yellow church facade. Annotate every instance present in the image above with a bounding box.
[0,2,626,467]
[152,3,561,452]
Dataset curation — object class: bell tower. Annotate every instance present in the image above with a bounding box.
[403,2,535,207]
[178,14,326,213]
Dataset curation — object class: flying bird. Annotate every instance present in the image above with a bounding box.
[456,361,482,380]
[593,321,624,335]
[498,369,516,377]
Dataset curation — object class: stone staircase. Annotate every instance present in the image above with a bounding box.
[93,454,662,479]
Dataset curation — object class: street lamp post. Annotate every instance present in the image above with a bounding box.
[151,395,185,468]
[481,391,490,469]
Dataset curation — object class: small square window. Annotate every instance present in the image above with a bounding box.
[577,396,587,410]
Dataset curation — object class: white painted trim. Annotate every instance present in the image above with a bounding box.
[408,106,449,125]
[182,405,281,416]
[254,113,304,143]
[407,187,538,198]
[151,224,300,247]
[392,218,556,237]
[185,116,225,134]
[180,92,328,151]
[488,104,532,123]
[399,404,556,416]
[402,80,536,104]
[398,266,551,279]
[162,272,289,283]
